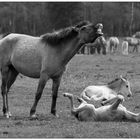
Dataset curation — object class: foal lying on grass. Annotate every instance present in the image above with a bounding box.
[63,93,140,122]
[81,75,132,106]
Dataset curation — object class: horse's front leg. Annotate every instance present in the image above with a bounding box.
[30,73,49,118]
[51,75,62,117]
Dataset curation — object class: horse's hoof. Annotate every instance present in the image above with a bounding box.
[8,112,12,117]
[30,114,38,119]
[55,114,59,118]
[51,113,59,118]
[4,112,12,118]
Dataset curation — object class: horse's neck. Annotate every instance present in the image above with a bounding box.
[60,36,82,65]
[108,82,122,92]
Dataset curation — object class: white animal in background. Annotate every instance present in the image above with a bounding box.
[122,41,128,55]
[108,37,119,53]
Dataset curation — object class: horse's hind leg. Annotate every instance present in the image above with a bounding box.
[7,65,19,93]
[30,73,49,118]
[1,66,10,118]
[5,65,19,117]
[1,65,18,118]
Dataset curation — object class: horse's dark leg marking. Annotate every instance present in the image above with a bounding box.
[30,73,49,117]
[51,75,62,116]
[1,66,9,117]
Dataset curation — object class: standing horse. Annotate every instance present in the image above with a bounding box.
[80,75,132,106]
[133,31,140,38]
[124,37,140,53]
[0,21,103,118]
[108,37,119,53]
[92,36,107,55]
[84,36,106,55]
[63,93,140,122]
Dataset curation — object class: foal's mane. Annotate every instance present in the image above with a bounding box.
[40,21,90,46]
[107,78,120,86]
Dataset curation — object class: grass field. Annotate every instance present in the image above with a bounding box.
[0,53,140,138]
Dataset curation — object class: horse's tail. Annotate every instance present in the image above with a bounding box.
[81,89,91,101]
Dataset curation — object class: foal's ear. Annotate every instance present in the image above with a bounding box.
[120,75,127,81]
[120,75,123,79]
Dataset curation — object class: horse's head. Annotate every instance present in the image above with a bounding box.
[120,75,132,97]
[78,22,103,44]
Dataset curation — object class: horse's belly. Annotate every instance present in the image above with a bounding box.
[12,61,41,78]
[11,46,42,78]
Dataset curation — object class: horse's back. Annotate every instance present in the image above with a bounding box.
[125,37,139,45]
[109,37,119,44]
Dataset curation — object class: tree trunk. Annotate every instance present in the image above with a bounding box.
[129,2,134,36]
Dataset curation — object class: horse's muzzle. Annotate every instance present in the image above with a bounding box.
[97,29,103,35]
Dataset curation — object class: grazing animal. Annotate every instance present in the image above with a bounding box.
[124,37,140,53]
[63,93,140,122]
[133,31,140,38]
[0,21,103,118]
[80,75,132,106]
[84,36,106,55]
[108,37,119,53]
[122,41,129,55]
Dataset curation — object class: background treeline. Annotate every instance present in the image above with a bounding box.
[0,2,139,36]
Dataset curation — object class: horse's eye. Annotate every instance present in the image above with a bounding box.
[126,85,128,88]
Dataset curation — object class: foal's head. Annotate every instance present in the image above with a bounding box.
[119,75,132,97]
[108,75,132,97]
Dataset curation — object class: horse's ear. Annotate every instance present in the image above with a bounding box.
[120,75,127,81]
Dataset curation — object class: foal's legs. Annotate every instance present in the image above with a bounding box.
[51,75,62,116]
[124,110,140,122]
[110,95,124,110]
[101,95,117,106]
[63,93,94,117]
[30,73,49,118]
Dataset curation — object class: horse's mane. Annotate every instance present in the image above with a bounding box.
[41,27,78,46]
[75,20,90,28]
[40,21,90,46]
[107,78,120,86]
